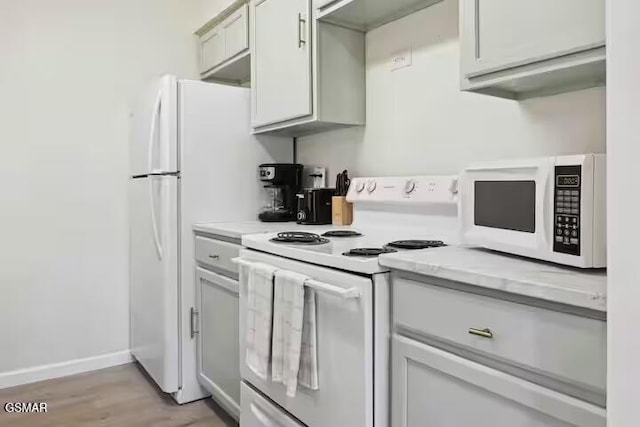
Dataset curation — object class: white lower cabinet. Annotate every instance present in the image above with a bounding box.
[195,267,240,419]
[241,382,304,427]
[392,335,606,427]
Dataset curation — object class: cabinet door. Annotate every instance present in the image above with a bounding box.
[223,4,249,60]
[200,27,225,74]
[461,0,605,77]
[196,267,240,418]
[252,0,312,127]
[392,335,606,427]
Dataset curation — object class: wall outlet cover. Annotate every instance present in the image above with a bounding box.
[391,48,412,71]
[304,166,327,188]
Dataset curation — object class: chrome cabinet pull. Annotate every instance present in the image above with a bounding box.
[298,13,307,48]
[468,328,493,339]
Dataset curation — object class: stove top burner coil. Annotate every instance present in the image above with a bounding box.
[322,230,363,238]
[342,247,398,257]
[386,240,446,250]
[270,231,330,245]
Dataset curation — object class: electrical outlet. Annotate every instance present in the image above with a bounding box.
[304,166,327,188]
[391,48,412,71]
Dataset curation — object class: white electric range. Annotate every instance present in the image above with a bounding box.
[237,176,460,427]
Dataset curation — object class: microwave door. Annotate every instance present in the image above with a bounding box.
[461,158,552,257]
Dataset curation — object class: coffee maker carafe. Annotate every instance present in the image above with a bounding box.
[258,163,303,222]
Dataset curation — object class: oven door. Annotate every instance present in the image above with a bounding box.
[460,157,554,260]
[237,249,374,427]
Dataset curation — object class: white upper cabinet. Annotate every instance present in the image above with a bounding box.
[460,0,606,99]
[196,1,251,85]
[199,27,225,74]
[223,5,250,59]
[251,0,365,136]
[252,0,313,127]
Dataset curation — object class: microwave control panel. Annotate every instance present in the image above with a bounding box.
[553,165,582,256]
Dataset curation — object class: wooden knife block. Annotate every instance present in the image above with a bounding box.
[332,196,353,225]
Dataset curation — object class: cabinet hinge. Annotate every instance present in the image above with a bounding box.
[190,307,200,338]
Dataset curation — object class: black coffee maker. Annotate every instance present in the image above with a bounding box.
[258,163,304,222]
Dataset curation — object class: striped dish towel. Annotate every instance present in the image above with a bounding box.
[271,270,319,397]
[298,287,318,392]
[243,261,279,380]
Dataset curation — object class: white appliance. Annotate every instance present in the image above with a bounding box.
[236,176,460,427]
[460,154,606,268]
[129,75,291,404]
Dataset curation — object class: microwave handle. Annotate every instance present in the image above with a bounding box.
[543,168,553,249]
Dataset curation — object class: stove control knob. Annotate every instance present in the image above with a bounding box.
[404,179,416,194]
[355,181,365,193]
[367,180,377,193]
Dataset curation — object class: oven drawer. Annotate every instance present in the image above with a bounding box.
[241,382,303,427]
[195,235,240,276]
[393,277,606,398]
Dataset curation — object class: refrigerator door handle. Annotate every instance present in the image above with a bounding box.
[147,90,162,173]
[149,176,164,260]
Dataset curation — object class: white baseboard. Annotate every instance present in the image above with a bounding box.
[0,350,133,390]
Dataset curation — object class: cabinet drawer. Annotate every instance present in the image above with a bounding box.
[393,278,606,396]
[392,335,606,427]
[195,236,241,275]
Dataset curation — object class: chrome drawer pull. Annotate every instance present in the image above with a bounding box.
[468,328,493,339]
[208,254,220,260]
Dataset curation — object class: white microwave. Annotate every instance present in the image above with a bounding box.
[460,154,606,268]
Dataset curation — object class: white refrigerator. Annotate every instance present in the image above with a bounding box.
[129,75,291,403]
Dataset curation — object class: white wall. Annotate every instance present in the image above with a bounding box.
[606,0,640,425]
[0,0,201,385]
[297,0,606,183]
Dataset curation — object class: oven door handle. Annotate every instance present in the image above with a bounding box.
[232,258,362,299]
[541,160,553,250]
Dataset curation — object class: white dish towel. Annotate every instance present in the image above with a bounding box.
[243,261,279,380]
[271,270,319,397]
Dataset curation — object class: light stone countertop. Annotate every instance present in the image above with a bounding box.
[379,246,607,312]
[192,221,303,241]
[193,221,338,241]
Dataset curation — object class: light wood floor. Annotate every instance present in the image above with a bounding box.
[0,363,237,427]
